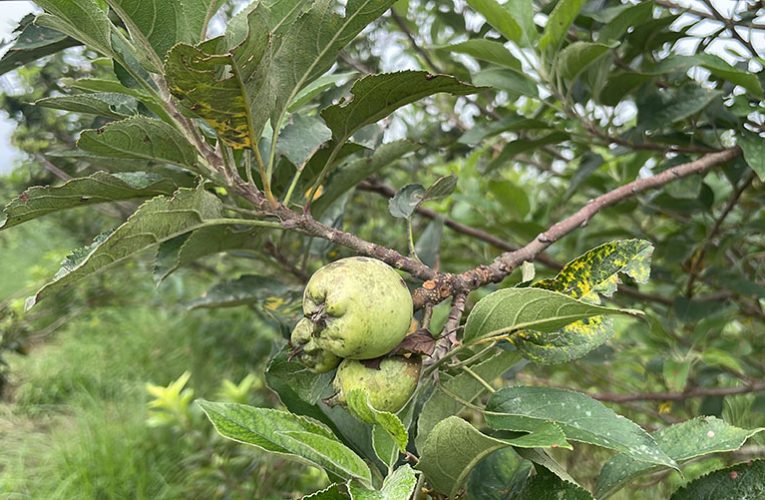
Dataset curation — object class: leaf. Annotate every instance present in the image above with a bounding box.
[346,390,408,453]
[77,117,200,172]
[278,115,332,168]
[303,483,348,499]
[437,39,522,69]
[462,288,634,343]
[638,84,723,130]
[539,0,586,51]
[483,131,568,172]
[472,68,538,97]
[28,189,229,308]
[312,140,417,217]
[556,41,615,81]
[389,184,425,219]
[458,114,549,145]
[321,71,479,143]
[0,15,79,77]
[188,275,299,310]
[35,92,139,118]
[109,0,226,60]
[467,448,534,500]
[34,0,114,57]
[417,417,570,497]
[0,172,177,230]
[414,218,443,270]
[485,387,677,467]
[534,239,654,299]
[416,351,521,450]
[506,467,594,500]
[670,460,765,500]
[512,316,615,365]
[198,400,373,484]
[424,175,458,200]
[464,0,522,43]
[348,465,418,500]
[597,1,654,42]
[596,417,765,498]
[739,131,765,181]
[651,54,763,97]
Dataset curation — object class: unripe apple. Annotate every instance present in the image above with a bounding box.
[301,257,413,360]
[290,318,341,373]
[330,356,421,413]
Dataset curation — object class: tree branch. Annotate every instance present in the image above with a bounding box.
[411,148,741,308]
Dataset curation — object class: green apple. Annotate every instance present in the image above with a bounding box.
[290,318,341,373]
[301,257,413,360]
[330,356,421,413]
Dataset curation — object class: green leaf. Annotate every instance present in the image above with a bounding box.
[28,189,231,307]
[463,288,634,343]
[597,1,654,42]
[467,448,534,500]
[436,39,522,69]
[458,115,549,145]
[424,175,458,200]
[278,114,333,168]
[35,92,138,118]
[417,417,570,497]
[596,417,765,498]
[638,84,723,130]
[663,357,692,393]
[556,41,615,81]
[34,0,114,57]
[188,275,299,310]
[77,117,200,172]
[485,387,677,468]
[389,184,425,219]
[739,131,765,181]
[0,172,177,230]
[0,15,79,77]
[534,239,654,300]
[465,0,523,43]
[539,0,586,51]
[346,390,408,453]
[321,71,479,143]
[303,483,348,499]
[670,460,765,500]
[508,467,594,500]
[651,54,763,97]
[483,131,568,172]
[198,400,373,484]
[472,68,538,97]
[312,140,417,217]
[416,351,520,450]
[348,465,418,499]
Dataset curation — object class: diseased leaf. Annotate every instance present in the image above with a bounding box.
[596,417,765,498]
[0,172,177,230]
[512,316,615,364]
[321,71,479,143]
[462,288,634,343]
[198,400,373,484]
[78,117,200,171]
[670,460,765,500]
[486,387,676,467]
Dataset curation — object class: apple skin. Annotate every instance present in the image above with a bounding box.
[302,257,413,360]
[290,318,341,373]
[331,356,421,413]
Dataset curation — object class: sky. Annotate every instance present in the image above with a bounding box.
[0,0,761,175]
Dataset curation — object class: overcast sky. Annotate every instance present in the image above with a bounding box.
[0,1,760,175]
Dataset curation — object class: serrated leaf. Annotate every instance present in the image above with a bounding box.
[77,117,200,171]
[389,184,425,219]
[28,189,230,307]
[198,400,372,484]
[34,0,114,57]
[465,0,522,43]
[302,483,347,499]
[0,15,79,77]
[512,316,615,364]
[539,0,586,51]
[348,465,418,500]
[417,417,570,497]
[346,390,408,453]
[670,460,765,500]
[463,288,634,343]
[188,275,299,310]
[739,131,765,181]
[0,172,177,230]
[436,39,522,69]
[416,351,520,450]
[596,417,765,498]
[321,71,479,143]
[534,239,654,299]
[36,92,138,119]
[556,41,615,81]
[485,387,676,468]
[312,140,417,217]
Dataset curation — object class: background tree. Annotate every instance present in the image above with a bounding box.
[1,0,764,498]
